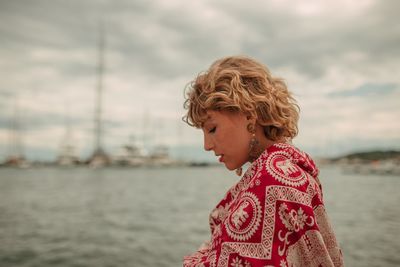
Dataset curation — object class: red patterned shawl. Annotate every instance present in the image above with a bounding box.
[184,143,344,267]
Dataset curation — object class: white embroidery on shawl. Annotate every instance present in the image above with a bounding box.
[225,192,262,241]
[313,206,344,267]
[187,143,343,267]
[218,186,313,265]
[266,151,308,187]
[230,256,251,267]
[286,230,335,267]
[277,203,315,256]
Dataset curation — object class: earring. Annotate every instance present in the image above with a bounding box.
[248,132,264,163]
[236,167,243,176]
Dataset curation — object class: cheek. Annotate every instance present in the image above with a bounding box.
[237,140,250,160]
[234,129,250,148]
[227,132,250,162]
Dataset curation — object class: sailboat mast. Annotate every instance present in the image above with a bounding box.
[95,22,105,152]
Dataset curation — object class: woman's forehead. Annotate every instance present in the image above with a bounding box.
[201,114,213,126]
[201,110,218,127]
[205,110,220,121]
[204,110,236,124]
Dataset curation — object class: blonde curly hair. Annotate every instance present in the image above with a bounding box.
[183,56,300,142]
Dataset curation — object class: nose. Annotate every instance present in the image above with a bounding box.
[203,133,214,151]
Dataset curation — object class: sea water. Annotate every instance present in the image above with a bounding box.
[0,166,399,267]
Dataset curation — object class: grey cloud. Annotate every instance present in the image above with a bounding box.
[0,0,399,160]
[205,0,400,78]
[0,107,91,131]
[328,83,398,98]
[1,0,399,86]
[2,0,399,81]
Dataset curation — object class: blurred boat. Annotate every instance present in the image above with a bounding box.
[148,145,175,167]
[57,143,80,167]
[3,155,30,168]
[113,144,146,166]
[342,160,400,176]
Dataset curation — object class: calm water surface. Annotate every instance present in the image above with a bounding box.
[0,166,399,267]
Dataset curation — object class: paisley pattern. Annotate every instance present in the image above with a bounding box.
[183,143,344,267]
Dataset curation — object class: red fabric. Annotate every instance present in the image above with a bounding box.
[184,143,344,267]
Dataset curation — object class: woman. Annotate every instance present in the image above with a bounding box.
[182,56,344,267]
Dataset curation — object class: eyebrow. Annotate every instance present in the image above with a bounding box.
[202,116,214,128]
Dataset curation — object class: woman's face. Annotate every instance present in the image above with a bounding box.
[202,110,252,170]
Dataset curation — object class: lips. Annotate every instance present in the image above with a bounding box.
[218,155,224,163]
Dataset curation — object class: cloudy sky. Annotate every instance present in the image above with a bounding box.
[0,0,399,162]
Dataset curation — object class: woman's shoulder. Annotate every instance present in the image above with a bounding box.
[233,142,321,206]
[215,143,321,210]
[256,143,319,184]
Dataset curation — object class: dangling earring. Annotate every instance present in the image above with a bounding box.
[248,125,264,162]
[235,167,243,176]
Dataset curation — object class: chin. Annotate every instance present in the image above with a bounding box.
[225,162,239,171]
